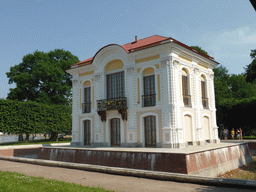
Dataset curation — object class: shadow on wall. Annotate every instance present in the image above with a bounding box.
[0,148,40,158]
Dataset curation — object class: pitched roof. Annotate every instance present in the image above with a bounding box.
[71,35,217,68]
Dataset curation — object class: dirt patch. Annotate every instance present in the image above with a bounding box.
[218,150,256,180]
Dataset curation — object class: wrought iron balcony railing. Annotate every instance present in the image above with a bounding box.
[142,94,156,107]
[202,97,209,109]
[82,102,91,113]
[97,97,127,111]
[183,95,191,107]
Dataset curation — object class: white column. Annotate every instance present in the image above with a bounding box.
[210,74,219,141]
[160,59,171,146]
[71,78,80,145]
[193,68,202,143]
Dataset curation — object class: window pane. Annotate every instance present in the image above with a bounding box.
[107,72,125,99]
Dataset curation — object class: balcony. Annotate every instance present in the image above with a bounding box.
[183,95,191,107]
[82,103,91,113]
[97,97,127,121]
[142,94,156,107]
[202,97,209,109]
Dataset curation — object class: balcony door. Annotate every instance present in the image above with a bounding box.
[110,118,120,146]
[144,116,156,147]
[107,71,124,99]
[84,120,91,145]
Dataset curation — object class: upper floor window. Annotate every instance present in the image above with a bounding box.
[107,71,125,99]
[182,68,191,107]
[82,81,91,113]
[142,67,156,107]
[201,75,209,109]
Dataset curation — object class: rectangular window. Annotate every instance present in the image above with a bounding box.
[143,75,156,107]
[82,87,91,113]
[144,75,155,95]
[201,81,206,98]
[201,81,208,109]
[182,75,191,107]
[107,71,125,99]
[182,75,188,96]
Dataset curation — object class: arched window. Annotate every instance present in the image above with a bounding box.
[142,67,156,107]
[201,75,208,109]
[83,81,91,113]
[182,68,191,107]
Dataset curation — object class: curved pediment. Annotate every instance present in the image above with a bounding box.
[92,44,127,70]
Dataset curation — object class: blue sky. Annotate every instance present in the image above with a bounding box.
[0,0,255,99]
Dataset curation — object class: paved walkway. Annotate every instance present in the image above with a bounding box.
[0,159,253,192]
[49,141,250,154]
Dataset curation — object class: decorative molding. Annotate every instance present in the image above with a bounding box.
[126,67,134,73]
[94,75,101,80]
[160,60,170,68]
[172,60,179,68]
[193,67,199,74]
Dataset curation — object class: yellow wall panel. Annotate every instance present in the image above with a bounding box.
[106,59,124,72]
[135,55,160,64]
[143,67,154,75]
[80,89,81,110]
[79,70,94,77]
[92,86,94,109]
[198,63,208,69]
[137,78,140,102]
[157,74,161,101]
[83,81,91,87]
[179,55,192,63]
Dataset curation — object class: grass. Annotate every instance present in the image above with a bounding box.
[0,138,71,146]
[0,171,113,192]
[218,156,256,180]
[243,135,256,139]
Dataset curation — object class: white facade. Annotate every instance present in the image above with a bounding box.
[67,36,220,148]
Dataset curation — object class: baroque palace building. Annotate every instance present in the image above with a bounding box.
[67,35,220,148]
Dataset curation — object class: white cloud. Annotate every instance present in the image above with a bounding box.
[194,26,256,74]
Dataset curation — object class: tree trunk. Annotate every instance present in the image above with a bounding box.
[25,134,29,143]
[56,133,58,142]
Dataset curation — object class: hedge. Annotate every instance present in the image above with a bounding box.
[0,99,71,136]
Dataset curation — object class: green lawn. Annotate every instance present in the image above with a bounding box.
[0,171,113,192]
[0,138,71,146]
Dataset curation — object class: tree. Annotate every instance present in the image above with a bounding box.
[213,65,231,103]
[244,49,256,83]
[6,49,79,105]
[228,73,256,100]
[191,46,208,55]
[245,49,256,84]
